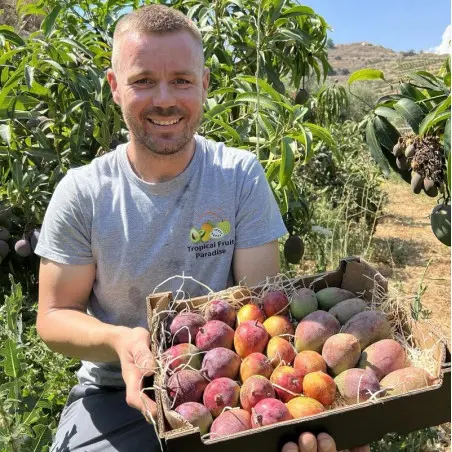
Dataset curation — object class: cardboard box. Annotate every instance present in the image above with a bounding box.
[146,257,451,451]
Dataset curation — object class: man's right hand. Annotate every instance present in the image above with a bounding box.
[115,326,157,420]
[282,432,370,452]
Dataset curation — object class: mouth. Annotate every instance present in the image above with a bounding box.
[147,117,183,126]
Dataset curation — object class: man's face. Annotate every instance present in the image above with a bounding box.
[108,30,209,156]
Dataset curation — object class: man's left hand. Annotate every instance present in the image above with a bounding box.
[281,432,370,452]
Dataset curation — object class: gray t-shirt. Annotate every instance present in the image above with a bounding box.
[35,134,287,386]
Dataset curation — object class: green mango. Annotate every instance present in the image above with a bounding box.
[431,204,451,246]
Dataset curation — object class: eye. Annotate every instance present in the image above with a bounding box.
[135,79,153,85]
[174,78,190,85]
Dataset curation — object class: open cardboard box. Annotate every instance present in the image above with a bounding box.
[146,256,451,452]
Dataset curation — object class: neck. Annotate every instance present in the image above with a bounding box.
[126,138,196,183]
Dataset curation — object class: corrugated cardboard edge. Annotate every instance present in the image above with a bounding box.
[146,256,447,443]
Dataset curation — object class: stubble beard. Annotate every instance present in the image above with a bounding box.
[123,108,203,157]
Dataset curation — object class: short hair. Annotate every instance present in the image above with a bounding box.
[112,4,204,71]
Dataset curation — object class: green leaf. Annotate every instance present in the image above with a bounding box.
[303,123,335,149]
[42,5,62,37]
[235,76,282,101]
[374,106,401,119]
[0,124,11,146]
[207,117,241,142]
[366,119,391,177]
[70,109,86,154]
[235,93,280,112]
[399,82,426,102]
[265,160,280,183]
[419,110,450,136]
[281,5,315,17]
[0,339,20,378]
[348,68,385,85]
[279,137,295,188]
[25,66,34,90]
[0,26,25,46]
[444,118,451,157]
[394,98,425,134]
[373,116,400,151]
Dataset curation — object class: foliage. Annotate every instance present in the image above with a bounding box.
[309,82,349,126]
[0,275,78,451]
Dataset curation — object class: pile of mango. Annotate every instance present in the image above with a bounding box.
[160,287,437,439]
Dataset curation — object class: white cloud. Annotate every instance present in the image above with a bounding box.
[427,24,451,54]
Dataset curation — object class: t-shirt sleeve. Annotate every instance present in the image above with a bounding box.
[34,170,93,265]
[234,155,287,249]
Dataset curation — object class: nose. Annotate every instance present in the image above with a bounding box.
[153,82,176,108]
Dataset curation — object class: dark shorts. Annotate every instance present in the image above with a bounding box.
[51,384,161,452]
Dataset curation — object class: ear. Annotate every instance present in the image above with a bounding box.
[107,69,121,105]
[202,67,210,103]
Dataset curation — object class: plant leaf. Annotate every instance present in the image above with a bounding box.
[25,66,34,90]
[366,119,391,177]
[374,106,401,119]
[42,5,62,37]
[394,98,425,134]
[373,115,400,151]
[302,123,335,149]
[348,68,385,85]
[279,137,295,188]
[0,339,20,378]
[0,26,25,46]
[235,93,280,112]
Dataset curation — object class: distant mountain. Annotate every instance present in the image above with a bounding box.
[325,42,447,97]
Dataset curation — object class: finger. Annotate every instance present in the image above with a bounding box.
[282,442,299,452]
[317,433,337,452]
[298,432,317,452]
[134,348,156,377]
[349,446,371,452]
[141,393,158,420]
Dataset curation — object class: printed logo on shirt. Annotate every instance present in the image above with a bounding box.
[188,210,234,259]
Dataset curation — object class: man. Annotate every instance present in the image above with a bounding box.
[36,5,367,451]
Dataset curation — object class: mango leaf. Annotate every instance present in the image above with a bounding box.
[279,137,295,188]
[374,106,400,119]
[25,66,34,90]
[265,160,280,183]
[207,117,241,142]
[419,110,450,136]
[281,5,315,17]
[373,116,400,151]
[0,26,25,46]
[24,424,53,452]
[70,110,86,154]
[42,5,62,37]
[235,93,280,112]
[302,123,335,149]
[394,98,425,134]
[366,119,391,177]
[235,76,282,101]
[348,68,385,85]
[0,124,11,146]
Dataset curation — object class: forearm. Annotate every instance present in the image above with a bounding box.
[37,308,131,362]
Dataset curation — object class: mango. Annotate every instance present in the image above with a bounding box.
[302,371,337,406]
[164,343,202,372]
[380,367,437,396]
[316,287,355,310]
[342,311,392,350]
[262,290,289,317]
[289,288,318,320]
[200,347,241,380]
[210,409,251,439]
[251,398,292,427]
[170,313,206,344]
[270,366,303,402]
[174,402,213,435]
[266,336,296,368]
[293,350,327,377]
[334,368,380,404]
[358,339,407,380]
[263,315,294,340]
[240,352,273,382]
[203,377,240,418]
[294,310,341,352]
[237,304,266,325]
[322,333,361,377]
[167,369,208,408]
[234,320,269,358]
[195,320,234,351]
[286,396,325,419]
[328,298,368,324]
[240,375,275,412]
[205,299,236,328]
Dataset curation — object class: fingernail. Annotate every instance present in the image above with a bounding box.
[281,442,299,452]
[317,433,336,452]
[299,433,316,451]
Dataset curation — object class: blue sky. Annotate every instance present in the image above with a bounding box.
[303,0,451,53]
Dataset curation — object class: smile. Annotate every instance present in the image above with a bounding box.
[148,118,182,126]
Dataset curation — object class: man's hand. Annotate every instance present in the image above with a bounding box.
[115,327,157,420]
[282,432,370,452]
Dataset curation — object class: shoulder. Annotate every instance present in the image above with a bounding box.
[197,135,259,172]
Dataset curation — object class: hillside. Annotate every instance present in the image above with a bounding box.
[325,42,447,97]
